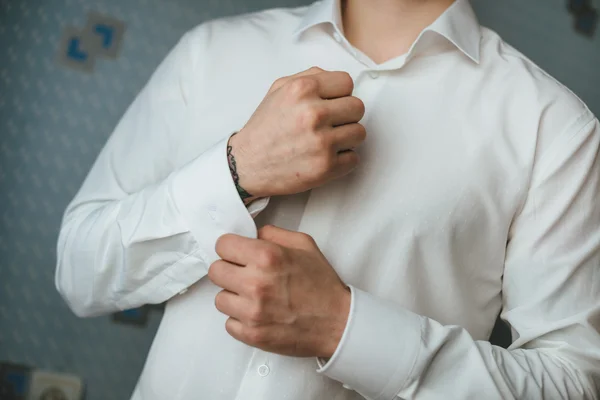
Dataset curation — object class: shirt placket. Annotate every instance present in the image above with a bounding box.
[233,350,273,400]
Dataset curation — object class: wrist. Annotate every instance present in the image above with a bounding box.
[227,132,258,201]
[319,285,351,358]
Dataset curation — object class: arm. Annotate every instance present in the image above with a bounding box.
[56,40,365,317]
[55,27,267,317]
[317,113,600,399]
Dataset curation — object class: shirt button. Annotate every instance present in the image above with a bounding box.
[368,70,380,79]
[178,288,188,295]
[343,384,352,390]
[257,364,270,377]
[333,31,342,43]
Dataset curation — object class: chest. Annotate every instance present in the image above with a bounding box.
[178,60,528,326]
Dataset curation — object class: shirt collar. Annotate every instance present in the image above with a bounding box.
[294,0,344,35]
[293,0,481,64]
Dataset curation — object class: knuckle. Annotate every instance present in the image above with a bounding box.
[247,303,265,323]
[315,154,334,175]
[270,76,288,92]
[248,278,271,299]
[298,232,316,246]
[308,66,324,73]
[298,105,327,129]
[310,105,328,123]
[257,246,283,267]
[288,77,318,97]
[308,131,329,152]
[246,327,267,345]
[258,224,276,237]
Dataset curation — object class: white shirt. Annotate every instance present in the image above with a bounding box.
[55,0,600,399]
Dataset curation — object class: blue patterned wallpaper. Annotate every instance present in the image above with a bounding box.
[0,0,309,399]
[0,0,598,399]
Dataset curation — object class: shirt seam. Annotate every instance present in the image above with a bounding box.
[510,112,596,223]
[499,45,593,113]
[540,115,596,174]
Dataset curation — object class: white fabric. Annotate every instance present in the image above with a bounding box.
[55,0,600,399]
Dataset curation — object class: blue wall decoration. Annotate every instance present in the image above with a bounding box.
[57,12,126,73]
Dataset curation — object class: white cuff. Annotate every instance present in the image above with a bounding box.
[317,286,423,400]
[248,197,270,218]
[170,137,260,266]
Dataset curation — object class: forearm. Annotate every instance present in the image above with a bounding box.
[56,138,265,317]
[56,182,202,317]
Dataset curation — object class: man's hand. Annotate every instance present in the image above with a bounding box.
[227,67,366,200]
[207,224,351,358]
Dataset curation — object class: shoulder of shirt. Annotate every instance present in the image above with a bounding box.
[478,26,596,128]
[181,5,309,57]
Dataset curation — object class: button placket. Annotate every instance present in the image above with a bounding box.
[233,351,273,400]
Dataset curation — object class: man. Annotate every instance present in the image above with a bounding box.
[55,0,600,398]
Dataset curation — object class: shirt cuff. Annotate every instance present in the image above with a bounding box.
[317,286,424,400]
[169,137,260,267]
[248,197,270,218]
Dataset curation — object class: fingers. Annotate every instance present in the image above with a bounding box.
[273,69,354,100]
[257,224,295,245]
[215,232,287,270]
[312,71,354,99]
[292,66,325,78]
[322,96,365,126]
[258,224,316,250]
[270,66,324,93]
[215,233,267,266]
[331,149,360,178]
[330,123,367,152]
[214,289,246,320]
[208,259,247,294]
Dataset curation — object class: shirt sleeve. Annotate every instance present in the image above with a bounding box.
[317,112,600,399]
[55,27,269,318]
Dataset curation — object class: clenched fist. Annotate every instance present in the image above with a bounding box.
[208,225,351,358]
[228,67,366,200]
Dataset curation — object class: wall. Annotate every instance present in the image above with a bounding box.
[0,0,308,399]
[0,0,598,399]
